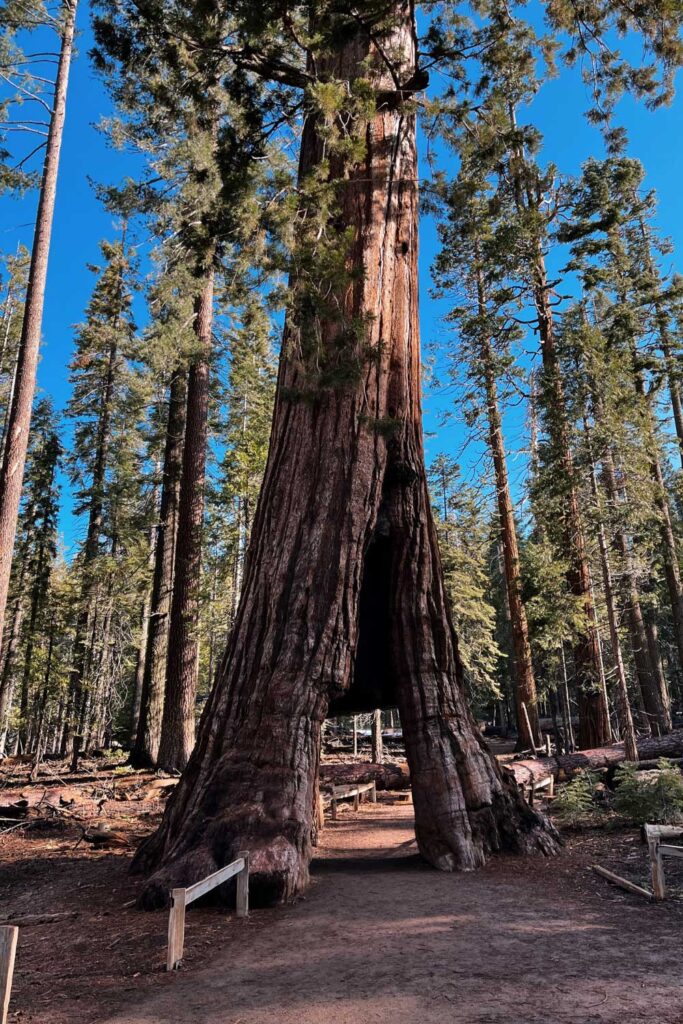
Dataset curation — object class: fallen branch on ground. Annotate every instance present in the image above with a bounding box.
[591,865,652,900]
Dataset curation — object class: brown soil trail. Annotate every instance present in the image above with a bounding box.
[97,798,683,1024]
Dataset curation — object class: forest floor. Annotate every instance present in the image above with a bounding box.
[2,757,683,1023]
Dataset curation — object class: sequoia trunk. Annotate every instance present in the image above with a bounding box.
[133,5,556,907]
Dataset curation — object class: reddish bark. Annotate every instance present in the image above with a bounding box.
[0,0,77,655]
[132,6,556,907]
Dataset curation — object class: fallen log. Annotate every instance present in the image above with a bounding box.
[319,762,409,791]
[0,801,28,820]
[0,912,78,927]
[505,730,683,787]
[83,826,130,848]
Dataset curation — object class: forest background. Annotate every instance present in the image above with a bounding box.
[1,0,683,770]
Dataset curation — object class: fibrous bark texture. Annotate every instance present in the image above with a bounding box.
[133,5,556,907]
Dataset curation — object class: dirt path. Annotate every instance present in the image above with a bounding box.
[95,798,683,1024]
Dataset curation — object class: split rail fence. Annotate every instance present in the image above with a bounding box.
[645,824,683,900]
[167,852,249,970]
[0,926,18,1024]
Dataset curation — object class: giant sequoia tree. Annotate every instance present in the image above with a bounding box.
[133,2,557,907]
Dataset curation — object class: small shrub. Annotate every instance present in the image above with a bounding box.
[553,770,601,827]
[613,759,683,825]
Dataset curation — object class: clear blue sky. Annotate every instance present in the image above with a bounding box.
[1,6,681,551]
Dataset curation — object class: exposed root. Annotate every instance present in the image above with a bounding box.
[135,820,311,910]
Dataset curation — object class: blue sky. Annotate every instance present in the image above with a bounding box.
[1,5,682,551]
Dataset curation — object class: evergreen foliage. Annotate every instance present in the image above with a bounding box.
[614,760,683,824]
[1,0,683,762]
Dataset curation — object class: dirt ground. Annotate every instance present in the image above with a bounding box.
[3,770,683,1024]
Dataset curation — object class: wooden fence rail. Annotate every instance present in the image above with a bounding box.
[0,926,18,1024]
[645,824,683,900]
[167,852,249,971]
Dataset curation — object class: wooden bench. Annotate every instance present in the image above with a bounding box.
[167,853,249,970]
[645,824,683,900]
[523,775,554,806]
[328,781,377,820]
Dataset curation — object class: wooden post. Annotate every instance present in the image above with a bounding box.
[167,888,186,970]
[352,715,358,756]
[648,835,666,901]
[545,734,551,756]
[331,797,337,820]
[370,780,377,803]
[521,704,537,756]
[236,851,249,918]
[353,792,359,811]
[371,708,383,763]
[0,926,18,1024]
[70,734,82,773]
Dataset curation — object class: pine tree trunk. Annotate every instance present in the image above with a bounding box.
[628,338,683,692]
[651,454,683,677]
[131,368,187,767]
[130,587,151,745]
[597,439,667,732]
[508,117,609,748]
[558,648,576,751]
[582,416,638,760]
[636,215,683,471]
[477,303,539,751]
[156,276,214,771]
[0,583,24,755]
[659,331,683,472]
[0,0,77,654]
[16,499,53,750]
[535,279,609,748]
[132,8,557,906]
[66,334,118,750]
